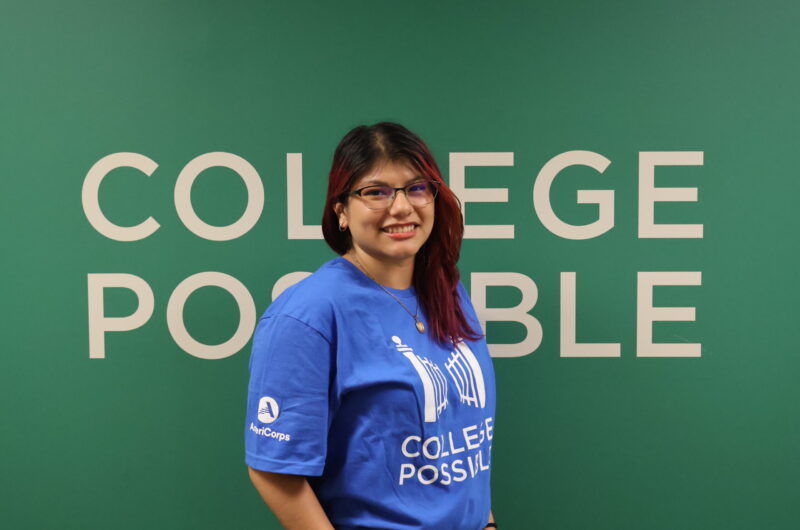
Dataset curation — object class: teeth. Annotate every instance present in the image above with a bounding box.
[384,225,415,234]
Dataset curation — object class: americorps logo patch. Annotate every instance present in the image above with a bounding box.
[257,396,280,423]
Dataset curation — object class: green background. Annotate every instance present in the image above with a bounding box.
[2,1,798,528]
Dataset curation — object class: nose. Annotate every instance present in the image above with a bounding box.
[389,189,414,216]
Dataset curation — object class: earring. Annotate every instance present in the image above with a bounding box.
[339,223,347,232]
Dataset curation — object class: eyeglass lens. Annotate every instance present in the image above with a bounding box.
[359,182,437,209]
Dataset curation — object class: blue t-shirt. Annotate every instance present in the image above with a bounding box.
[244,257,496,530]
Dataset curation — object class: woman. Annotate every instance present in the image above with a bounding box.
[245,122,497,529]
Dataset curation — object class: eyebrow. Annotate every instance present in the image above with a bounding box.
[358,176,426,187]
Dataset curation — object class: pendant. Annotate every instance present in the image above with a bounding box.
[416,320,425,333]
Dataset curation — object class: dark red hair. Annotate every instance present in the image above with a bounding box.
[321,122,482,345]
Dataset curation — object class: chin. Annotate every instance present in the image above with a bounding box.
[373,244,423,263]
[381,249,420,263]
[357,234,430,264]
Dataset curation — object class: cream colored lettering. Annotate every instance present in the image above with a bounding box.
[398,464,415,485]
[422,437,441,460]
[451,460,468,482]
[401,436,421,458]
[448,431,466,454]
[440,463,452,485]
[485,417,494,441]
[463,425,480,450]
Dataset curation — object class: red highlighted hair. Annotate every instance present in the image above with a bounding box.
[321,122,481,345]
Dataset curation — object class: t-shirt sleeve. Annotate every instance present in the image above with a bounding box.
[244,314,333,476]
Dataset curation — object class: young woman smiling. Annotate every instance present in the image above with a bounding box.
[245,122,498,529]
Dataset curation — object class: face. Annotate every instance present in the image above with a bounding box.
[335,160,435,268]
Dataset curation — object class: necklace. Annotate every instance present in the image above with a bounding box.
[349,253,425,333]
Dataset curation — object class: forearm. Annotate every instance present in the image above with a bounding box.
[485,509,495,528]
[248,467,334,530]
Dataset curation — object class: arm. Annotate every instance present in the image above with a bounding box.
[483,509,496,528]
[248,467,334,530]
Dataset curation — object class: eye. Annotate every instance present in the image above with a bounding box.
[362,186,392,198]
[407,182,429,194]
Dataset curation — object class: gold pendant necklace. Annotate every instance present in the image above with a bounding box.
[349,253,425,333]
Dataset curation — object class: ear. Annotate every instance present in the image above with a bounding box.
[334,202,347,227]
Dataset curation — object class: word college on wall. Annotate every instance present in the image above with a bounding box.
[82,150,703,361]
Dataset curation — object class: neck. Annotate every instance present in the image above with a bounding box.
[345,249,415,290]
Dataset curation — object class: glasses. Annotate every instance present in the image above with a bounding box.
[348,180,439,211]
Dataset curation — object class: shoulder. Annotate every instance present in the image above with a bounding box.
[270,257,362,309]
[260,257,367,341]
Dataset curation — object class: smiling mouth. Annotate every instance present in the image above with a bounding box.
[382,224,418,234]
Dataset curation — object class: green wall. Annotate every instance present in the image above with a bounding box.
[3,1,798,528]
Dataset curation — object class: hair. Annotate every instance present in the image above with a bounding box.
[321,122,482,345]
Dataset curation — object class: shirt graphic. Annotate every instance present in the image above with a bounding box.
[257,396,280,423]
[445,342,487,409]
[392,335,448,421]
[394,335,486,422]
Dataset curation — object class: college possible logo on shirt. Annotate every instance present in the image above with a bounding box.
[392,335,486,423]
[257,396,280,423]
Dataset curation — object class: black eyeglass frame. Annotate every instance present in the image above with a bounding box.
[345,180,439,210]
